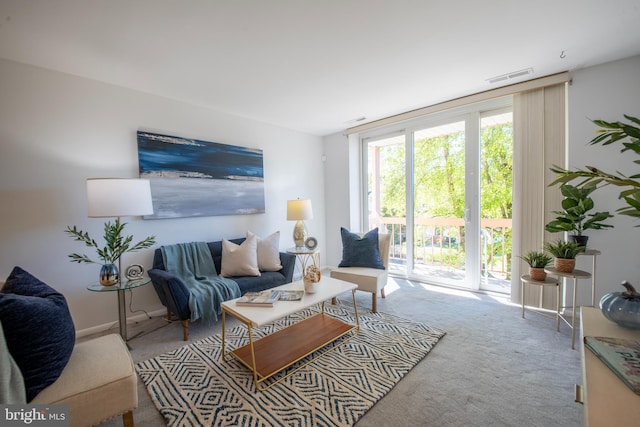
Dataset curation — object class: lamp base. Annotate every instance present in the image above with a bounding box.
[293,220,308,248]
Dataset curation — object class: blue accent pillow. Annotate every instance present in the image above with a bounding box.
[338,227,385,269]
[0,267,76,402]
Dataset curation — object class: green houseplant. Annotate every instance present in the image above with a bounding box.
[550,114,640,221]
[544,240,585,273]
[518,250,553,281]
[65,218,156,285]
[544,183,613,246]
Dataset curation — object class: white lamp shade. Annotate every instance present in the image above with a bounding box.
[87,178,154,218]
[287,199,313,220]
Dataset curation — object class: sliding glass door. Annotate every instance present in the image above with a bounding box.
[364,99,512,293]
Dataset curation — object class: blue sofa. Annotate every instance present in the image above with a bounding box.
[148,237,296,340]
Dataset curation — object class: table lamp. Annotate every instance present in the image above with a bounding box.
[87,178,154,284]
[287,199,313,248]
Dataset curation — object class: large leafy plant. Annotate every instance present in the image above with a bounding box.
[544,184,613,235]
[550,114,640,222]
[65,218,156,265]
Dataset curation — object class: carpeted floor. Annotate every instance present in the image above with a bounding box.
[136,303,445,426]
[97,276,583,426]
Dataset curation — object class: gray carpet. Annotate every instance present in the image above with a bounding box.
[97,277,582,426]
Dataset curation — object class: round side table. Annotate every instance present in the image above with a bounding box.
[520,274,560,331]
[544,267,592,350]
[286,247,320,276]
[87,277,150,341]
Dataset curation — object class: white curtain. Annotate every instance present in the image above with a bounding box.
[512,83,567,307]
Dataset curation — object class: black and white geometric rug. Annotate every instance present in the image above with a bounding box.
[136,303,445,427]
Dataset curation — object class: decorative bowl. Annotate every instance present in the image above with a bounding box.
[600,281,640,329]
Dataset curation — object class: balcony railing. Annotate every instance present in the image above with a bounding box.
[370,216,512,278]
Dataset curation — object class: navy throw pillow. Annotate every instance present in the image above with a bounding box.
[0,267,76,402]
[338,227,385,269]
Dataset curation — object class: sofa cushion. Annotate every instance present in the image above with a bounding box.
[0,267,76,402]
[221,234,261,277]
[248,230,282,272]
[338,227,385,269]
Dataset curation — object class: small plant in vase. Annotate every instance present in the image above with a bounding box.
[518,251,553,281]
[65,218,156,286]
[544,240,585,273]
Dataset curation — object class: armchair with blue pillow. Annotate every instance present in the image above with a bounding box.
[330,227,391,313]
[0,267,138,427]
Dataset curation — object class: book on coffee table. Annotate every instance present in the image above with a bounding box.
[277,290,304,301]
[584,336,640,395]
[235,290,281,307]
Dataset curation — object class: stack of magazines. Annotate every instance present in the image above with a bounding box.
[235,289,304,307]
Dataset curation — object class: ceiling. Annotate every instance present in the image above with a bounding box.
[1,1,639,136]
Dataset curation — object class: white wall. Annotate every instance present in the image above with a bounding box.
[322,132,350,267]
[0,58,325,333]
[568,55,640,303]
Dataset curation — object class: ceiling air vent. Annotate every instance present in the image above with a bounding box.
[487,68,533,84]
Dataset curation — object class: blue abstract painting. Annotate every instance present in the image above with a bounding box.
[137,131,265,219]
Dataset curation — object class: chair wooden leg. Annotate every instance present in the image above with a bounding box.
[182,320,189,341]
[122,410,134,427]
[167,308,171,321]
[331,297,337,305]
[371,293,377,313]
[381,287,386,299]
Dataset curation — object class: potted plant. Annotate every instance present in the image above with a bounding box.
[65,218,156,285]
[518,251,553,281]
[550,114,640,221]
[544,240,585,273]
[544,183,613,246]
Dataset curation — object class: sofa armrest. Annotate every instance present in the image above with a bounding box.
[148,269,191,321]
[279,252,296,283]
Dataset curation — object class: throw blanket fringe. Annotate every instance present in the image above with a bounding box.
[161,242,240,324]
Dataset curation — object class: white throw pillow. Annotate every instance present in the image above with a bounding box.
[221,234,260,277]
[247,231,282,272]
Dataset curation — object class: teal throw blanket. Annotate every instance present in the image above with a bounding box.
[161,242,241,324]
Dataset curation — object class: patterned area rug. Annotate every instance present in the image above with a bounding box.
[136,303,445,426]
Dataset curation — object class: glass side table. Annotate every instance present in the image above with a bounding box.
[87,277,151,341]
[286,247,320,276]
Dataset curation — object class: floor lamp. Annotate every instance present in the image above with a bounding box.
[86,178,154,340]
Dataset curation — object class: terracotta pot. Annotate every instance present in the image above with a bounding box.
[529,267,547,281]
[555,258,576,273]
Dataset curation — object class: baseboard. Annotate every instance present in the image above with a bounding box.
[75,308,167,338]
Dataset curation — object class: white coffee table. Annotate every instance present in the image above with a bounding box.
[221,277,358,392]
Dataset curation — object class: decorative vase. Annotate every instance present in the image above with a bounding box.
[569,234,589,248]
[529,267,546,281]
[303,265,321,293]
[99,263,119,286]
[600,281,640,329]
[554,258,575,273]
